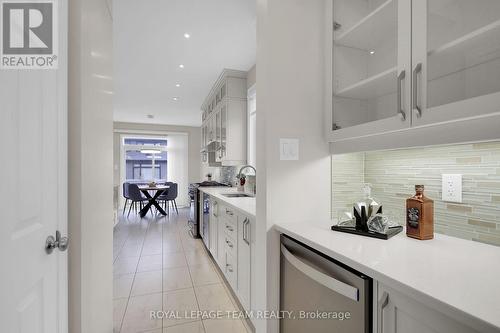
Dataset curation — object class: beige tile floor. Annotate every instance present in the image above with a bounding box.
[113,208,250,333]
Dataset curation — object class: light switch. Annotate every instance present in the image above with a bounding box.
[442,174,462,203]
[280,138,299,160]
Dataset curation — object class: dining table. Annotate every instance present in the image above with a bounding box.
[137,184,170,218]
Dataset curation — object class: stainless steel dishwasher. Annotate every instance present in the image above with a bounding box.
[280,235,372,333]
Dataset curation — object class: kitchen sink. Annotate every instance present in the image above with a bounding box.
[222,193,254,198]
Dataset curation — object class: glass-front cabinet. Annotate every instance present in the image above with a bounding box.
[215,108,222,162]
[330,0,411,140]
[200,69,248,166]
[412,0,500,126]
[328,0,500,144]
[215,104,227,163]
[220,105,227,160]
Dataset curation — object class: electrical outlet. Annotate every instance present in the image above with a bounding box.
[442,174,462,203]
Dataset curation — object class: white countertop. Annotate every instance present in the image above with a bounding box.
[198,187,256,218]
[274,220,500,332]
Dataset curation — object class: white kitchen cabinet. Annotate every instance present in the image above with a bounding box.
[377,283,478,333]
[326,0,500,151]
[411,0,500,127]
[327,0,411,141]
[209,198,219,258]
[237,215,253,311]
[211,201,255,314]
[201,69,247,166]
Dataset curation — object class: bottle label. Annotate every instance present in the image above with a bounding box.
[407,207,420,228]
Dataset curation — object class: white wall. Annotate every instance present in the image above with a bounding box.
[256,0,331,332]
[68,0,114,331]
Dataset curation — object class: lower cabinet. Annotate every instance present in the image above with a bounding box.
[213,201,254,314]
[237,216,252,311]
[377,283,478,333]
[209,199,219,259]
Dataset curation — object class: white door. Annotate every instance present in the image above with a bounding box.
[411,0,500,127]
[0,1,68,332]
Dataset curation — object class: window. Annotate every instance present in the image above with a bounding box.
[247,85,256,167]
[123,137,168,182]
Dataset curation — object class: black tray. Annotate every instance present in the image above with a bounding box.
[331,225,403,240]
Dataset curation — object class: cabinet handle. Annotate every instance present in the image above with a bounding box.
[397,70,406,121]
[225,209,234,216]
[243,218,250,245]
[281,245,359,301]
[412,63,422,118]
[226,239,233,248]
[226,225,234,232]
[378,291,389,333]
[226,264,233,273]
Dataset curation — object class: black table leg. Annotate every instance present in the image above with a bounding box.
[139,190,167,218]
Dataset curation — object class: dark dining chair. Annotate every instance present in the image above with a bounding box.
[122,182,131,215]
[160,182,178,215]
[127,184,149,217]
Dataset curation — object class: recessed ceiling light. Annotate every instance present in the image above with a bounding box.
[179,64,184,69]
[369,50,375,55]
[184,33,190,39]
[175,83,181,87]
[173,97,179,101]
[147,114,154,119]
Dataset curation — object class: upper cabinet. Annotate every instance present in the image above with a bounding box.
[412,0,500,126]
[329,0,411,140]
[201,69,247,166]
[326,0,500,152]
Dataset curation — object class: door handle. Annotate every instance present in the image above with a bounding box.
[378,291,390,333]
[397,70,406,121]
[46,230,69,254]
[412,63,422,118]
[281,245,359,301]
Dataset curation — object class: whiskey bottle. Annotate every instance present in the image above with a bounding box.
[406,185,434,240]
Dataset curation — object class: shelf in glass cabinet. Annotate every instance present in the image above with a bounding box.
[335,67,397,100]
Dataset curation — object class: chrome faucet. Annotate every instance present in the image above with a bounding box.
[237,165,256,195]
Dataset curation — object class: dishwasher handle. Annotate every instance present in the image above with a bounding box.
[281,244,359,302]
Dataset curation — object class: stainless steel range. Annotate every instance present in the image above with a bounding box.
[188,181,229,238]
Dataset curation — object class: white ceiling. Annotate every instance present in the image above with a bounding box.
[113,0,256,127]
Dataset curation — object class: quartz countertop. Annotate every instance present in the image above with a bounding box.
[274,220,500,332]
[198,187,256,218]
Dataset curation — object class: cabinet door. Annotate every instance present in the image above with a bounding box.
[210,200,218,257]
[217,213,226,268]
[237,216,251,311]
[378,284,479,333]
[412,0,500,127]
[329,0,411,141]
[223,100,247,166]
[215,109,222,162]
[220,105,227,161]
